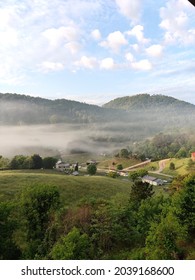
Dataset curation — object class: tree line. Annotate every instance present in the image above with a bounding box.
[0,154,57,170]
[0,174,194,260]
[119,132,195,162]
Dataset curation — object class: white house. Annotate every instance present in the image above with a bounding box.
[142,175,164,186]
[55,160,70,171]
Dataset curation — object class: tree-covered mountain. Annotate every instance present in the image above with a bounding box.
[0,92,126,125]
[103,93,195,113]
[1,93,195,153]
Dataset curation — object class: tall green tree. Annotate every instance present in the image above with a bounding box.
[18,184,60,259]
[0,202,21,259]
[43,157,57,169]
[31,154,43,169]
[130,180,154,206]
[172,174,195,237]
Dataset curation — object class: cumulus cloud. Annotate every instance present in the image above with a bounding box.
[159,0,195,45]
[146,44,163,57]
[125,52,134,62]
[115,0,141,22]
[0,0,102,83]
[100,58,115,70]
[42,26,80,47]
[131,59,152,71]
[100,31,128,52]
[126,25,150,44]
[91,29,101,41]
[74,56,98,69]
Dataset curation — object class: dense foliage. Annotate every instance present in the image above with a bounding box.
[128,132,195,161]
[0,174,194,260]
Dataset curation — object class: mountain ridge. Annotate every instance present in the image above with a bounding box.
[103,93,195,111]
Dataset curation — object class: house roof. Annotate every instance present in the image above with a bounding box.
[142,175,156,181]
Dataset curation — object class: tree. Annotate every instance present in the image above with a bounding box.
[137,169,148,177]
[119,149,129,158]
[169,162,175,170]
[50,227,91,260]
[107,171,119,178]
[9,155,28,169]
[172,174,195,236]
[18,184,60,258]
[145,214,187,259]
[175,147,187,158]
[43,157,57,169]
[117,164,123,170]
[128,171,139,181]
[87,164,97,175]
[31,154,43,169]
[0,202,21,259]
[74,162,79,172]
[130,180,154,206]
[0,156,10,169]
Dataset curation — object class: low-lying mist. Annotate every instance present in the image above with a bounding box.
[0,123,130,158]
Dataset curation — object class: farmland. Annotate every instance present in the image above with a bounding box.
[0,169,131,206]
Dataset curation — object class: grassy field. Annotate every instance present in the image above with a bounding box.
[161,158,190,176]
[0,170,131,207]
[97,157,140,170]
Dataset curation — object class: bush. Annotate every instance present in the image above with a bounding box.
[87,164,97,175]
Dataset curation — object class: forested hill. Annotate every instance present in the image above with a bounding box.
[103,94,195,113]
[0,93,125,125]
[1,92,195,143]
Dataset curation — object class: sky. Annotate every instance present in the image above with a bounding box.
[0,0,194,105]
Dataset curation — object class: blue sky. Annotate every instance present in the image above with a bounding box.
[0,0,194,105]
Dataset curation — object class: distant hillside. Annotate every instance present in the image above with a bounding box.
[103,93,195,113]
[103,93,195,134]
[1,93,195,156]
[0,93,125,125]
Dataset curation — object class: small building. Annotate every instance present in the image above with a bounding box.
[86,160,97,165]
[56,160,70,171]
[191,152,195,161]
[72,171,79,176]
[142,175,164,186]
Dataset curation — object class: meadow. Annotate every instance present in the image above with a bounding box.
[0,170,131,206]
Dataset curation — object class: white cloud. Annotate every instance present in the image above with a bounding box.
[65,42,81,55]
[159,0,195,45]
[91,29,101,41]
[0,28,19,47]
[125,52,134,62]
[39,62,64,72]
[131,44,140,52]
[100,31,128,52]
[131,59,152,71]
[100,58,115,70]
[0,0,102,83]
[115,0,141,22]
[74,56,98,69]
[126,25,150,44]
[146,44,163,57]
[42,26,80,47]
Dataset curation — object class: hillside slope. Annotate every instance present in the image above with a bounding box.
[103,93,195,113]
[0,93,125,125]
[1,93,195,156]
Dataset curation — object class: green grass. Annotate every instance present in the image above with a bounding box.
[0,170,131,207]
[97,157,140,170]
[162,158,190,176]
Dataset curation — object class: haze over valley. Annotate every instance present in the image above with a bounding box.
[1,92,195,158]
